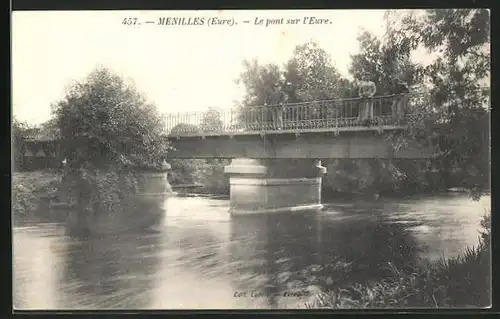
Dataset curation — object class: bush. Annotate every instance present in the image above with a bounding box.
[169,158,230,195]
[12,171,62,224]
[13,182,37,220]
[51,67,171,217]
[169,123,229,195]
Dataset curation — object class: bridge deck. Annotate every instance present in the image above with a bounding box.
[168,124,407,139]
[166,93,428,138]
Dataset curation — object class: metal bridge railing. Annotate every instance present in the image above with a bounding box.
[166,93,428,137]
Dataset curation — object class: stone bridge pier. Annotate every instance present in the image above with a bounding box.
[224,158,327,215]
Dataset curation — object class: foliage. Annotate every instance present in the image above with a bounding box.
[12,117,29,170]
[50,67,171,219]
[201,159,230,194]
[169,158,229,194]
[285,41,344,102]
[322,159,441,197]
[235,41,346,127]
[200,107,224,132]
[349,30,424,95]
[52,67,171,168]
[12,171,61,224]
[229,10,490,198]
[234,59,282,128]
[12,117,47,171]
[170,123,200,135]
[169,119,229,194]
[382,9,491,198]
[12,117,32,139]
[479,212,491,245]
[169,158,205,185]
[12,176,38,221]
[236,59,283,108]
[321,10,490,198]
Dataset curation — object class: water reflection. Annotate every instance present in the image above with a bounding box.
[228,213,322,308]
[317,212,424,284]
[13,193,490,310]
[226,211,424,308]
[13,226,64,309]
[58,230,163,309]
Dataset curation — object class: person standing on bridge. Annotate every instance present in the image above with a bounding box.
[390,77,410,123]
[358,72,377,122]
[267,83,285,130]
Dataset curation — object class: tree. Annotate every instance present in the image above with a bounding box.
[235,59,283,129]
[170,123,200,136]
[384,9,490,196]
[237,59,283,107]
[236,41,345,128]
[324,10,490,198]
[12,117,32,171]
[200,107,224,132]
[285,41,344,102]
[349,30,424,95]
[168,121,229,194]
[52,67,171,169]
[51,66,172,216]
[320,28,428,198]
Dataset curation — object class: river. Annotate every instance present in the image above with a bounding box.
[13,193,490,310]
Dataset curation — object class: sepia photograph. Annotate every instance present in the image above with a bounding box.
[12,9,491,310]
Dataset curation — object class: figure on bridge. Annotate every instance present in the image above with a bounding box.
[358,72,377,121]
[390,77,410,123]
[267,84,285,130]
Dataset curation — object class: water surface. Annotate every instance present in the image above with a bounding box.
[13,193,490,309]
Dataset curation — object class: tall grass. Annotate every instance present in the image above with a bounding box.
[306,212,491,309]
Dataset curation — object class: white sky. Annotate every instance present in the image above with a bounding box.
[12,10,433,125]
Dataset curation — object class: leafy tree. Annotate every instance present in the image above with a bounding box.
[236,41,345,128]
[235,59,283,129]
[52,67,171,168]
[51,66,172,217]
[385,9,490,197]
[168,123,204,186]
[198,158,230,194]
[321,27,428,198]
[349,30,423,95]
[237,59,283,107]
[168,158,205,185]
[168,121,229,194]
[12,117,31,171]
[285,41,344,102]
[325,10,490,198]
[200,107,224,132]
[170,123,200,135]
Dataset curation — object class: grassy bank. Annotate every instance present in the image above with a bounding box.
[305,214,491,309]
[12,170,61,225]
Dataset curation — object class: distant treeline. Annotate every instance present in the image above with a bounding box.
[167,157,479,199]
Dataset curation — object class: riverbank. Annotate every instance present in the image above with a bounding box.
[12,170,62,225]
[305,214,491,309]
[12,171,229,225]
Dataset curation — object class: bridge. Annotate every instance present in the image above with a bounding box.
[166,94,435,159]
[20,93,438,215]
[18,93,440,215]
[163,93,439,215]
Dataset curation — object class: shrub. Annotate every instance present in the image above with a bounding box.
[51,67,171,216]
[12,171,62,223]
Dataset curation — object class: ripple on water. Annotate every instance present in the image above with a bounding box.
[13,193,490,309]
